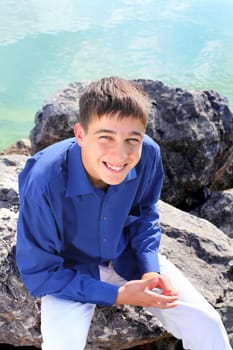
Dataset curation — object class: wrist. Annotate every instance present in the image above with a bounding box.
[115,286,125,305]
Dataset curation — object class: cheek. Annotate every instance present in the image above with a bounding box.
[134,152,141,164]
[95,143,111,156]
[132,146,142,161]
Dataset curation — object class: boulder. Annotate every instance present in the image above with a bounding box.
[29,80,233,209]
[140,81,233,208]
[158,201,233,304]
[0,154,28,209]
[0,155,232,349]
[30,82,89,154]
[0,155,41,347]
[191,189,233,238]
[0,139,32,157]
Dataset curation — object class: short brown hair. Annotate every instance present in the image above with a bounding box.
[79,76,150,130]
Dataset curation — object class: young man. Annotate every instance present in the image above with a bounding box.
[16,77,232,350]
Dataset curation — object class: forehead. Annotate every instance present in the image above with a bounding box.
[88,114,145,133]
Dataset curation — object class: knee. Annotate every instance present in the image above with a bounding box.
[198,305,224,332]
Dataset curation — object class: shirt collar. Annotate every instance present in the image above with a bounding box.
[66,142,137,197]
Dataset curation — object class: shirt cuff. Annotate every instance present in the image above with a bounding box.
[137,251,160,276]
[92,280,119,305]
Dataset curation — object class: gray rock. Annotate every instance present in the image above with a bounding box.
[30,82,89,154]
[158,201,233,305]
[217,302,233,347]
[0,138,32,157]
[0,154,28,210]
[191,189,233,238]
[0,155,41,347]
[140,80,233,208]
[29,80,233,208]
[0,155,232,349]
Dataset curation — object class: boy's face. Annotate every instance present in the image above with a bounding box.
[74,114,145,189]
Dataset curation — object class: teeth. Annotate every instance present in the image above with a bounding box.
[106,163,124,171]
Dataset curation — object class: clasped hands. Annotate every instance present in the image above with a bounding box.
[115,272,178,309]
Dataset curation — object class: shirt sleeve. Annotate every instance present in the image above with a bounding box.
[16,193,118,306]
[127,145,164,276]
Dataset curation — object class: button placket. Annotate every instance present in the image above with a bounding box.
[100,202,111,255]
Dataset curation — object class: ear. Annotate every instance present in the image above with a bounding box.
[74,123,85,146]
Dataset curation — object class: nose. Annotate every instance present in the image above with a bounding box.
[111,142,128,163]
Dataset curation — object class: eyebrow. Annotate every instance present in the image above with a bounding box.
[94,129,144,138]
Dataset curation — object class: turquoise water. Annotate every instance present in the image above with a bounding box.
[0,0,233,151]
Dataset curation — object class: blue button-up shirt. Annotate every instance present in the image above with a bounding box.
[16,135,164,306]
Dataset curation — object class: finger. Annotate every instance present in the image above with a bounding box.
[157,278,178,296]
[163,286,178,296]
[154,300,178,309]
[144,291,177,308]
[149,291,178,302]
[150,295,178,308]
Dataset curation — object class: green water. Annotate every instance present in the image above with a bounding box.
[1,0,233,151]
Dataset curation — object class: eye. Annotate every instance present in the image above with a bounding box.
[98,135,113,141]
[126,138,141,145]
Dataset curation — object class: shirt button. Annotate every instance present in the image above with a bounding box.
[103,238,107,243]
[103,216,108,220]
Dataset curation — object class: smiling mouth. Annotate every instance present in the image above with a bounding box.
[104,162,126,171]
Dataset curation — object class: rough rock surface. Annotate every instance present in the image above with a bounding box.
[30,82,89,153]
[29,79,233,208]
[158,201,233,304]
[0,139,32,157]
[0,155,41,347]
[140,81,233,208]
[0,155,232,349]
[191,189,233,238]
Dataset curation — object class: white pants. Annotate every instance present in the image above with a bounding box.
[41,255,232,350]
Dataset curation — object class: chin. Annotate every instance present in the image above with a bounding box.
[105,177,126,186]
